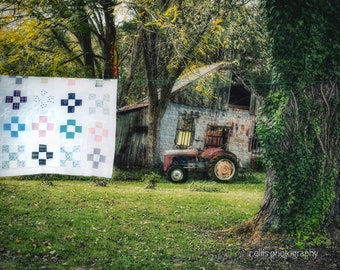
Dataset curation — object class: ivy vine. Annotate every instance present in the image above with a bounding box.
[259,0,340,239]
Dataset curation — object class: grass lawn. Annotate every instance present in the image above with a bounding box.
[0,172,270,269]
[2,172,337,270]
[0,171,265,269]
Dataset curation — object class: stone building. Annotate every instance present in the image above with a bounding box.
[115,63,261,168]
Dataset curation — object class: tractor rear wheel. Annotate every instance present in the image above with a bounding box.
[208,155,238,182]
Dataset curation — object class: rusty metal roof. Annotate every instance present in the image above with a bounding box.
[117,101,148,112]
[117,62,229,112]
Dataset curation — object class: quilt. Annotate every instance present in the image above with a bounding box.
[0,76,117,178]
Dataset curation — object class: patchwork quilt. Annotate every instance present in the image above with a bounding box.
[0,76,117,178]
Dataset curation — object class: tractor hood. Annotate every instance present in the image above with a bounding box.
[163,149,198,157]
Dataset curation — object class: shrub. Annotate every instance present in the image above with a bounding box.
[112,168,151,182]
[142,171,163,189]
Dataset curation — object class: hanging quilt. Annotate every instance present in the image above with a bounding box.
[0,76,117,178]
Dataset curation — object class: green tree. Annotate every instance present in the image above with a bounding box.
[0,0,119,78]
[125,0,228,166]
[255,0,340,243]
[117,19,148,106]
[0,12,81,76]
[197,2,270,94]
[119,0,267,167]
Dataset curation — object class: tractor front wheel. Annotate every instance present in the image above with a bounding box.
[167,166,188,183]
[209,155,238,182]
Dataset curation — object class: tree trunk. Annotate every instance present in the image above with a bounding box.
[118,28,143,106]
[73,3,96,78]
[329,165,340,244]
[254,82,340,242]
[253,169,280,231]
[140,23,162,168]
[102,2,117,79]
[145,83,175,167]
[78,33,96,78]
[146,106,161,167]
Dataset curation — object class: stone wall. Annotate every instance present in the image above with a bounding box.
[159,102,257,168]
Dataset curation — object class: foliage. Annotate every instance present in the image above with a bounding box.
[0,176,264,269]
[142,171,163,189]
[118,0,269,106]
[251,156,265,172]
[261,0,340,84]
[204,2,271,95]
[0,17,82,77]
[112,168,156,182]
[0,0,118,78]
[118,0,269,166]
[258,0,340,239]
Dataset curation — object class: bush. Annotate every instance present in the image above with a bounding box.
[112,168,153,182]
[142,171,163,189]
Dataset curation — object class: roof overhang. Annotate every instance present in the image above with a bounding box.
[170,62,227,94]
[117,62,255,113]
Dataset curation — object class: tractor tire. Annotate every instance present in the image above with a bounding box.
[208,155,238,182]
[167,165,188,183]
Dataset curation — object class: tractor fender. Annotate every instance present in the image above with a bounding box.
[199,147,238,162]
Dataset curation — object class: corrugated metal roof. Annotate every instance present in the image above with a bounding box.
[171,62,226,93]
[117,102,148,113]
[117,62,227,112]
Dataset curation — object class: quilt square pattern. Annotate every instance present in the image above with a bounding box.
[5,90,27,110]
[0,76,117,178]
[1,145,25,169]
[32,144,53,166]
[61,93,82,113]
[3,116,26,138]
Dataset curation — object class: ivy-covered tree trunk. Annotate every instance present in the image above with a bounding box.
[255,83,340,241]
[255,0,340,242]
[253,169,279,231]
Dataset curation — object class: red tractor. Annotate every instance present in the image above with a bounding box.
[163,147,239,183]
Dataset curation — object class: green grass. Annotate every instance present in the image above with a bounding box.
[0,173,265,269]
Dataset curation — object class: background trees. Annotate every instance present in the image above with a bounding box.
[118,0,269,106]
[0,0,119,78]
[255,0,340,242]
[118,0,267,166]
[124,0,234,166]
[0,0,268,167]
